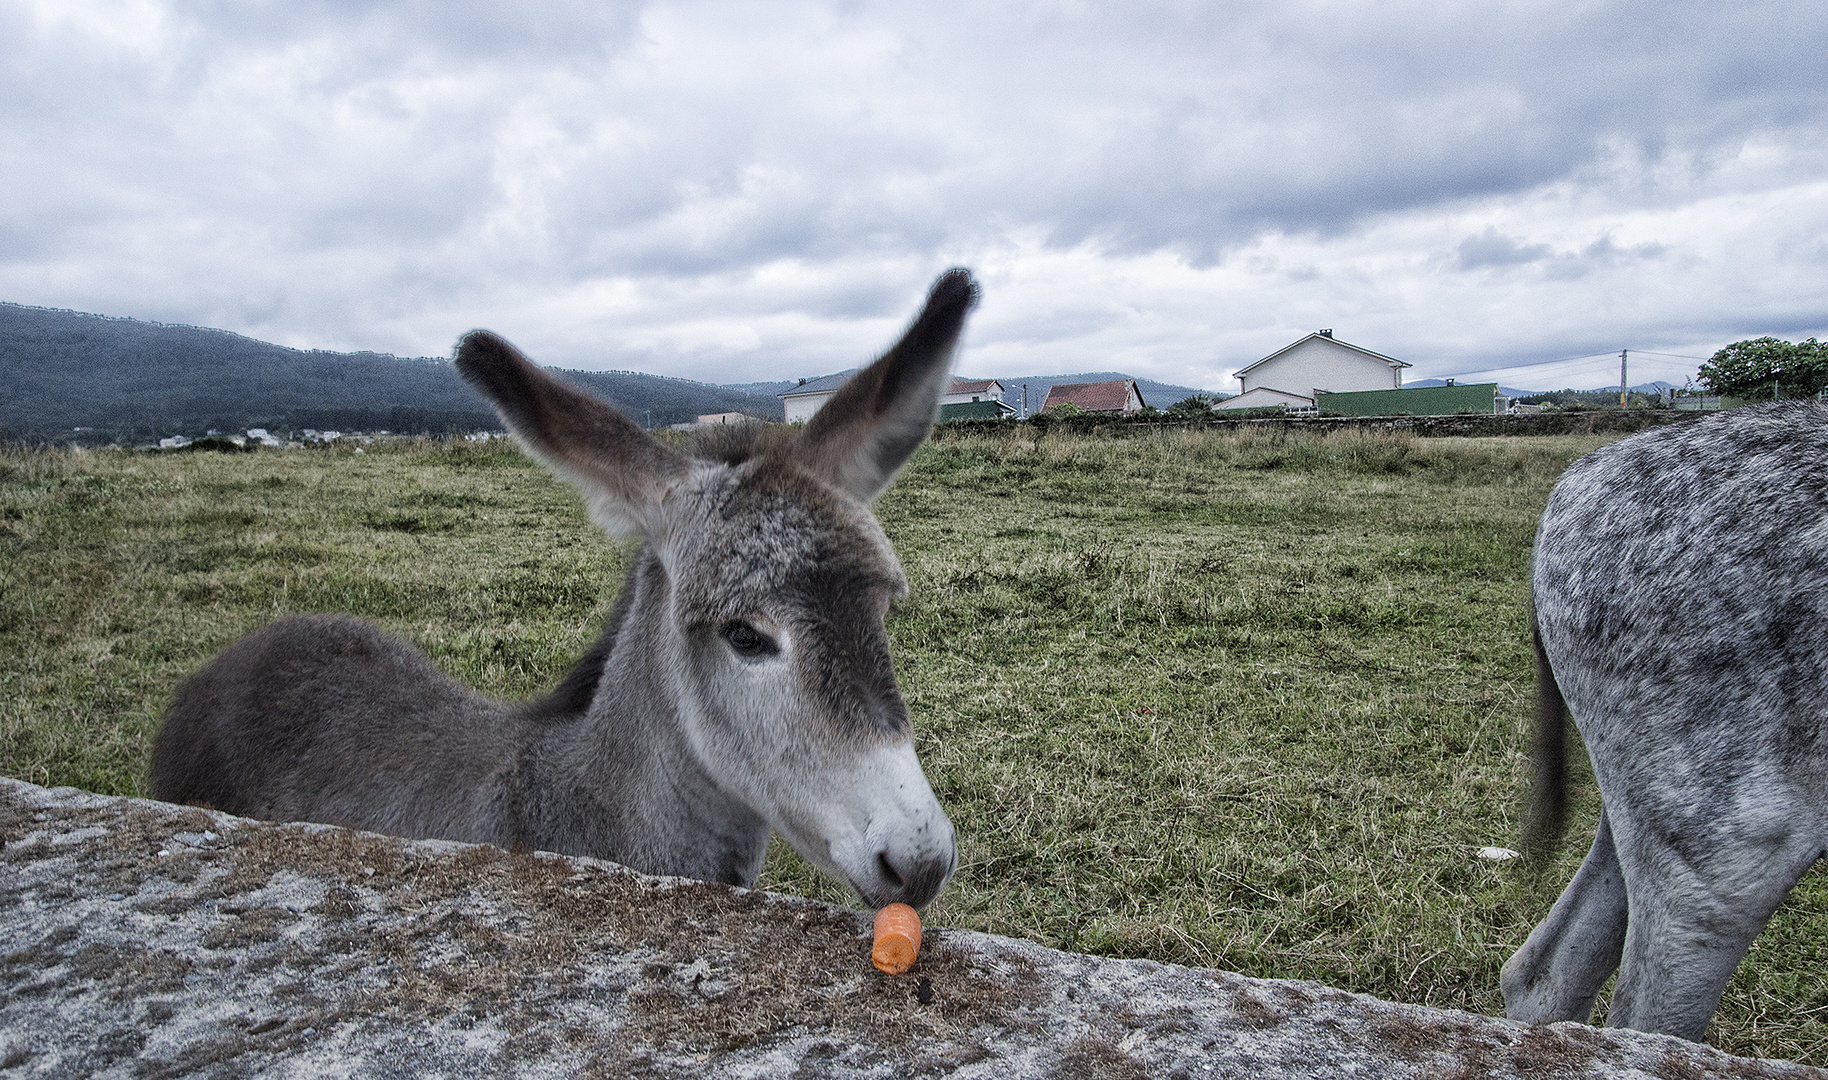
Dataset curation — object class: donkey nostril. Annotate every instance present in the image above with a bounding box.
[876,851,905,890]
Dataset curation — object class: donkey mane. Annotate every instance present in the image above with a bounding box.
[688,420,798,467]
[521,585,632,726]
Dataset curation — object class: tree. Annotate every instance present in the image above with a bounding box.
[1167,394,1218,417]
[1697,337,1828,401]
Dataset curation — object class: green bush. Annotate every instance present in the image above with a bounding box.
[1699,337,1828,401]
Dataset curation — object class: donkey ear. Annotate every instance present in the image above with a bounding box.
[455,330,686,537]
[794,268,979,501]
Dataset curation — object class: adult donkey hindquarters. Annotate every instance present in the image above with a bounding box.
[1502,400,1828,1041]
[150,270,976,909]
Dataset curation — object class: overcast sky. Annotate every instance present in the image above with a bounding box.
[5,1,1827,392]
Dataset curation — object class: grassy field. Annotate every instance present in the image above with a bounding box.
[3,426,1826,1063]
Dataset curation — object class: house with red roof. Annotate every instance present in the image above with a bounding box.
[1041,379,1146,414]
[941,378,1006,407]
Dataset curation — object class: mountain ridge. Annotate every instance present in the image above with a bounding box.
[0,303,783,442]
[3,303,1231,442]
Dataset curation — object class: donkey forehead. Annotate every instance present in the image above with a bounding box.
[664,462,905,618]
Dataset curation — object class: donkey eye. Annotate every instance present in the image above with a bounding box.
[721,621,776,659]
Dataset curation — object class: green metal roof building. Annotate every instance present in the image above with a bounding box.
[1316,382,1502,417]
[938,400,1015,422]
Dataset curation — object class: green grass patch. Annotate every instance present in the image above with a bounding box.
[2,427,1823,1063]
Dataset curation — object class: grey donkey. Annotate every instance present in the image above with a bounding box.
[150,269,977,909]
[1503,400,1828,1040]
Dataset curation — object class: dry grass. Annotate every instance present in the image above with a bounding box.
[3,425,1825,1064]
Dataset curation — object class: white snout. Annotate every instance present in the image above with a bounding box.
[782,741,957,909]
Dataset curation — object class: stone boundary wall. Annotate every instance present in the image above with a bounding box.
[934,409,1702,440]
[3,778,1819,1079]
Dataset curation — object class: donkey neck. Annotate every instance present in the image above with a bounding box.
[518,548,770,885]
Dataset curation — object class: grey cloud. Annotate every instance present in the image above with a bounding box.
[1458,229,1554,270]
[2,0,1825,385]
[178,0,648,63]
[555,1,1828,272]
[14,0,1824,277]
[1439,230,1669,285]
[1014,2,1827,258]
[1536,234,1670,281]
[1580,234,1668,264]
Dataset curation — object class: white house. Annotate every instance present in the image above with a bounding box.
[781,374,1004,423]
[779,372,855,423]
[942,379,1006,407]
[1216,331,1410,412]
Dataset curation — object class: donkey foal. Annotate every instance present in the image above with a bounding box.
[1503,401,1828,1040]
[151,270,977,909]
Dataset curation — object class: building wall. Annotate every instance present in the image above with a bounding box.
[1213,387,1314,411]
[1241,339,1401,396]
[782,393,834,423]
[940,382,1004,407]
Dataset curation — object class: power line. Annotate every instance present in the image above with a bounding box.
[1626,349,1713,361]
[1450,350,1618,375]
[1432,349,1702,381]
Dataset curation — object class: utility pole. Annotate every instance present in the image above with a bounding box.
[1619,349,1628,409]
[1022,383,1028,419]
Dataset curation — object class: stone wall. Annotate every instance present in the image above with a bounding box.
[935,409,1702,440]
[2,778,1818,1079]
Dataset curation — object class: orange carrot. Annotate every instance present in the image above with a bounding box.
[872,902,922,974]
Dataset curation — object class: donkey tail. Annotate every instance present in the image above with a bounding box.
[1520,606,1569,861]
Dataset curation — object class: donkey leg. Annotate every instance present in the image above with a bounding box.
[1502,808,1630,1024]
[1604,831,1818,1041]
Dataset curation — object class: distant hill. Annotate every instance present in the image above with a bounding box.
[0,304,781,443]
[723,378,809,399]
[729,371,1226,417]
[556,370,783,426]
[1599,381,1684,394]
